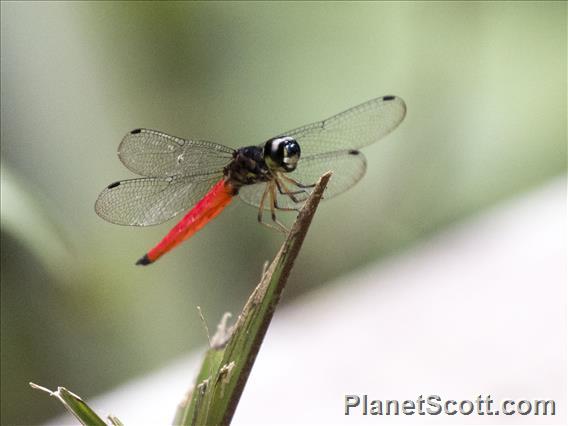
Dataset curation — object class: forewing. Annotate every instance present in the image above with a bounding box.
[279,96,406,157]
[118,129,234,177]
[95,172,223,226]
[238,150,366,210]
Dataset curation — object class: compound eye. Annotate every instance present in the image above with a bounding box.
[281,140,301,171]
[264,136,301,172]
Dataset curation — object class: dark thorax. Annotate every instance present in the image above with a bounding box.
[224,136,301,195]
[224,146,272,191]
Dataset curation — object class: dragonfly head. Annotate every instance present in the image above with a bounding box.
[264,136,301,173]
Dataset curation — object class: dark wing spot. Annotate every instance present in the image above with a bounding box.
[107,181,121,189]
[382,95,395,101]
[130,128,142,134]
[348,149,360,155]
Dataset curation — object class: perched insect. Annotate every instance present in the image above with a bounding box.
[95,95,406,265]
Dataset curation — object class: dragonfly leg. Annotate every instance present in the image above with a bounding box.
[257,183,269,224]
[280,174,316,189]
[274,178,304,204]
[281,174,327,200]
[276,173,313,196]
[273,199,302,213]
[257,183,288,233]
[274,178,307,212]
[269,183,289,233]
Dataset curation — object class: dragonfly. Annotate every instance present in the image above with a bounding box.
[95,95,406,265]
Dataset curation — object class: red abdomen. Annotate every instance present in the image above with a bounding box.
[137,179,235,265]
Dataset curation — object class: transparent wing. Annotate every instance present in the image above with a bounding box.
[238,150,366,210]
[95,172,223,226]
[278,96,406,158]
[118,128,234,177]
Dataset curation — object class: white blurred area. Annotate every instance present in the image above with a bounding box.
[48,176,566,425]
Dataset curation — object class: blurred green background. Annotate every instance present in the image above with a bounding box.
[1,1,565,424]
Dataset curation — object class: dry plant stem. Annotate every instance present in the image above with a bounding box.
[226,173,332,417]
[177,171,332,426]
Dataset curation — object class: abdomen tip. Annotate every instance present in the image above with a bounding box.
[136,254,152,266]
